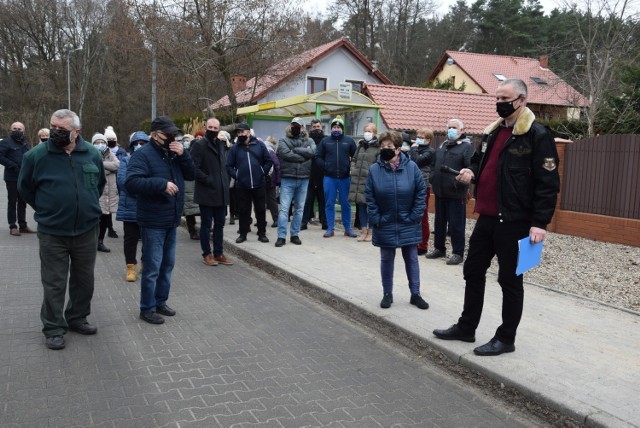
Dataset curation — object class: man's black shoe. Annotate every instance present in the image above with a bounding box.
[433,324,475,342]
[69,322,97,335]
[271,222,277,228]
[45,335,65,350]
[425,248,446,259]
[473,339,515,356]
[107,229,119,238]
[97,242,111,252]
[322,225,329,230]
[156,304,176,317]
[275,237,286,247]
[417,248,428,256]
[258,234,269,243]
[380,293,393,309]
[236,234,247,243]
[300,224,308,230]
[229,218,235,225]
[290,236,302,245]
[140,311,165,324]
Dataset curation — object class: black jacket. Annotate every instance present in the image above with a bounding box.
[429,136,474,199]
[471,108,560,229]
[0,136,29,181]
[191,136,230,207]
[315,134,357,179]
[226,137,273,189]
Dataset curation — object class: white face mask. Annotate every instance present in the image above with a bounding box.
[182,141,190,150]
[363,131,373,142]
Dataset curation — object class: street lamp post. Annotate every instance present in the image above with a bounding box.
[67,47,82,110]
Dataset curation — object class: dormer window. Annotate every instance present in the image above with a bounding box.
[531,76,548,85]
[494,74,506,81]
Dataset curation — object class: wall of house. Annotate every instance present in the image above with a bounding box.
[433,63,484,93]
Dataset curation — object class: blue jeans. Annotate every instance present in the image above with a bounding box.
[278,177,309,238]
[140,227,177,312]
[357,203,369,228]
[200,205,227,257]
[380,245,420,295]
[323,176,352,231]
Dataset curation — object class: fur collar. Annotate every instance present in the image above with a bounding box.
[483,107,535,136]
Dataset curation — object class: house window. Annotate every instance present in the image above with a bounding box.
[531,76,548,85]
[494,74,506,81]
[346,80,364,93]
[307,77,327,94]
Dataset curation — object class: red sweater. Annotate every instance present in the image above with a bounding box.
[475,127,512,217]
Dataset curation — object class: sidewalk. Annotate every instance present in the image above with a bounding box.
[222,219,640,428]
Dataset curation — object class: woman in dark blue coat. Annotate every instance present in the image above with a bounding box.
[365,130,428,310]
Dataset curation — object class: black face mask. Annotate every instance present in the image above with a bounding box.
[10,130,24,142]
[236,135,248,144]
[205,130,219,141]
[309,129,323,138]
[40,137,48,143]
[50,129,72,148]
[162,134,175,150]
[380,148,396,162]
[107,141,117,148]
[291,126,301,137]
[496,96,521,118]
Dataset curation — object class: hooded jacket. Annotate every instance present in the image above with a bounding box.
[429,135,474,200]
[315,133,357,179]
[277,127,316,179]
[348,138,380,204]
[471,107,560,229]
[225,136,273,189]
[17,137,105,236]
[99,149,120,214]
[125,140,196,228]
[365,152,426,248]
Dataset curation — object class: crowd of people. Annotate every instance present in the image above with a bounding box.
[3,78,560,357]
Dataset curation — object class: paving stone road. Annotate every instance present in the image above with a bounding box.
[0,205,543,427]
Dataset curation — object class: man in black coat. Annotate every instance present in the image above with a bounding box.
[191,117,233,266]
[0,121,35,236]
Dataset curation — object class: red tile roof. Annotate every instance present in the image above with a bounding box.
[428,51,589,107]
[364,84,498,134]
[210,38,392,110]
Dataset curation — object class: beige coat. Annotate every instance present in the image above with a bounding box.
[100,150,120,214]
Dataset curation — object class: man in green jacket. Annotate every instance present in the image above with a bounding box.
[18,109,106,350]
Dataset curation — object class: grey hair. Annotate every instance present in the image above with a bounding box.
[52,109,81,130]
[448,118,464,129]
[501,78,528,97]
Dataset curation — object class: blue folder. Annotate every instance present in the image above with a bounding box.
[516,237,544,275]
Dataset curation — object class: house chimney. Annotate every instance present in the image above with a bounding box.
[231,75,247,94]
[539,55,549,69]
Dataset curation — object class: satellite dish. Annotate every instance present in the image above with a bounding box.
[446,58,455,65]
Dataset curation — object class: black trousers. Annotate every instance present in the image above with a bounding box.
[302,181,326,226]
[457,215,530,344]
[123,221,141,265]
[236,187,266,236]
[6,180,27,229]
[38,225,98,337]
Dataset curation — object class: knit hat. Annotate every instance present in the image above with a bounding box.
[91,133,107,144]
[331,115,344,129]
[104,126,117,141]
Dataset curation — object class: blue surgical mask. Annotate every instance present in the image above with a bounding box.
[95,143,107,152]
[416,138,425,145]
[447,128,459,140]
[182,141,190,150]
[134,144,143,151]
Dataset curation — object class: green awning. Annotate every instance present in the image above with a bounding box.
[236,89,383,122]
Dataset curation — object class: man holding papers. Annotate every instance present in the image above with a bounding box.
[433,78,560,356]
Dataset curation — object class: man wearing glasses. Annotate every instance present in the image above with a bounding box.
[18,109,106,350]
[125,116,195,325]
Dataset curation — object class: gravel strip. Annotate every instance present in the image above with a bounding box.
[437,216,640,313]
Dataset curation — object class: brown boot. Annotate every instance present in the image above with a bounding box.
[357,228,369,242]
[364,229,372,242]
[126,264,136,282]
